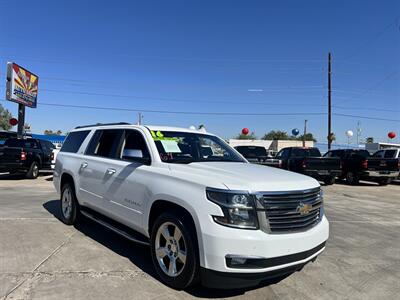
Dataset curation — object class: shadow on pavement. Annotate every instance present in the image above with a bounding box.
[43,199,287,298]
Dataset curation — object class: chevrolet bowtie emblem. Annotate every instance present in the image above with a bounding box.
[297,203,312,215]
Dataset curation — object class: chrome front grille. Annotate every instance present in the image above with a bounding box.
[262,188,322,233]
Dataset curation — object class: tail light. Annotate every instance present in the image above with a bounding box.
[20,151,27,161]
[301,159,307,168]
[362,159,368,169]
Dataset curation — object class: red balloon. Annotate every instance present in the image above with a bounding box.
[9,118,18,126]
[388,131,396,139]
[242,128,249,135]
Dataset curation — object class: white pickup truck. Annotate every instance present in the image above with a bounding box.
[53,123,329,289]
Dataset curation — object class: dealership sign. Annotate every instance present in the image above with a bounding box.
[6,62,38,108]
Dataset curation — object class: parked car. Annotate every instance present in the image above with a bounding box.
[0,138,55,178]
[265,147,341,185]
[323,149,399,185]
[234,145,271,164]
[53,123,329,289]
[372,148,400,180]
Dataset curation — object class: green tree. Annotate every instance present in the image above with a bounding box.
[44,129,63,135]
[235,132,257,140]
[262,130,289,140]
[298,133,317,142]
[0,104,13,131]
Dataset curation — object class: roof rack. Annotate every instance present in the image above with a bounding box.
[75,122,131,129]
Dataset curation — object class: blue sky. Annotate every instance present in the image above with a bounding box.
[0,0,399,144]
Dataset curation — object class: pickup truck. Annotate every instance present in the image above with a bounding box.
[0,138,55,179]
[266,147,341,185]
[323,149,399,185]
[233,145,271,164]
[53,123,329,290]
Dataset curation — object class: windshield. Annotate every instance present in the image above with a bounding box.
[151,131,246,164]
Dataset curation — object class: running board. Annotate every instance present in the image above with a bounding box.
[80,209,150,246]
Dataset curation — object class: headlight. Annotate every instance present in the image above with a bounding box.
[206,188,258,229]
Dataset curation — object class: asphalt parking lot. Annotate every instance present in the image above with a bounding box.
[0,174,399,300]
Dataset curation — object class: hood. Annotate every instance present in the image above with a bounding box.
[168,162,319,192]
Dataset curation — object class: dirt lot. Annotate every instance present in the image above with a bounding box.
[0,174,399,300]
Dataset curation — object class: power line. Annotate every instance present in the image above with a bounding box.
[333,113,400,123]
[1,99,398,122]
[0,99,325,116]
[340,15,400,61]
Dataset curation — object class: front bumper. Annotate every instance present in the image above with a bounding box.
[200,215,329,279]
[201,249,320,289]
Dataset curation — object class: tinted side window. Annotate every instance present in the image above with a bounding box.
[119,130,151,162]
[277,149,290,159]
[86,129,123,159]
[373,150,384,158]
[60,131,90,153]
[384,150,396,158]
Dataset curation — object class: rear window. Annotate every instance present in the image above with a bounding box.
[4,139,39,149]
[347,150,369,158]
[235,146,267,157]
[292,148,321,157]
[60,131,90,153]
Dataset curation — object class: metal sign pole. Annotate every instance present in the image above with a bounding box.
[17,103,25,138]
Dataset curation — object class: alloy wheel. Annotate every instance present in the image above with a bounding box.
[155,222,187,277]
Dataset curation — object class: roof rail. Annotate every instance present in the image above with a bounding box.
[74,122,131,129]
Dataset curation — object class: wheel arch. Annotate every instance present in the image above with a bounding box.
[60,172,76,194]
[147,199,204,266]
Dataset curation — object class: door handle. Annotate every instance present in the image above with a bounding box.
[81,162,88,169]
[106,168,116,175]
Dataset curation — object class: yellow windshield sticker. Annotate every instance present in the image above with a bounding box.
[156,131,164,138]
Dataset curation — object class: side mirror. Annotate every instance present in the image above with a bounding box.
[123,149,143,158]
[122,149,151,165]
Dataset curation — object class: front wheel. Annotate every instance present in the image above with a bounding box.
[323,176,335,185]
[346,172,359,185]
[150,212,199,290]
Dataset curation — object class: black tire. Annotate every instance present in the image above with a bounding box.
[378,178,390,186]
[60,182,80,225]
[26,161,39,179]
[323,176,335,185]
[346,172,359,185]
[150,212,200,290]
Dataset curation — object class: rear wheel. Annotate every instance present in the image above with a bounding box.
[150,212,199,290]
[378,178,390,186]
[346,172,359,185]
[26,161,39,179]
[323,176,335,185]
[60,182,80,225]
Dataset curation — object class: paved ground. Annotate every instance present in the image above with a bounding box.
[0,174,399,300]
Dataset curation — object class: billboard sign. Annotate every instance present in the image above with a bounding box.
[6,62,38,108]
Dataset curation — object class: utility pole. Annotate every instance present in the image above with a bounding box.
[356,121,361,146]
[327,52,332,150]
[303,119,308,147]
[137,112,143,125]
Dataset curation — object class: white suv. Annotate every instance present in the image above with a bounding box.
[53,123,329,289]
